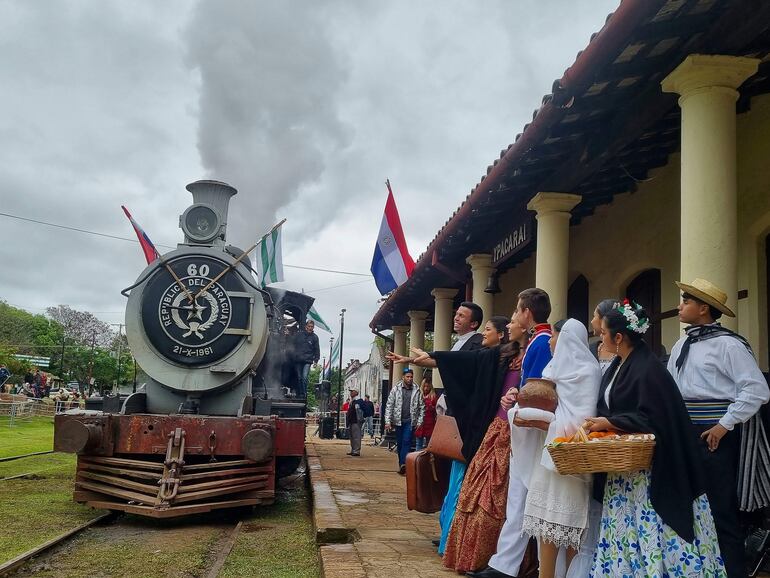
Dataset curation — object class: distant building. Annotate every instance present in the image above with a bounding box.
[343,340,390,403]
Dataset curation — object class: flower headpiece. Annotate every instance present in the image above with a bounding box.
[616,298,649,334]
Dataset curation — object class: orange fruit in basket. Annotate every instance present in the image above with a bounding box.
[553,436,570,443]
[587,431,615,439]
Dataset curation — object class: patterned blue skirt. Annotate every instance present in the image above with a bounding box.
[590,470,726,577]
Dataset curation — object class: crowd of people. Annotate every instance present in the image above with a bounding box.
[383,279,770,578]
[0,367,52,398]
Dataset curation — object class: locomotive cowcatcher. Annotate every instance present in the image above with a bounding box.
[54,180,308,517]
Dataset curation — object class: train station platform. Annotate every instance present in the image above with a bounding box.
[306,431,452,578]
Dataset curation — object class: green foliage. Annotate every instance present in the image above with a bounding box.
[0,302,133,391]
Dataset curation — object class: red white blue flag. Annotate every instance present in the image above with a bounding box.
[370,180,415,295]
[121,205,159,264]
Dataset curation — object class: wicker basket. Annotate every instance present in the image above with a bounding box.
[547,428,655,475]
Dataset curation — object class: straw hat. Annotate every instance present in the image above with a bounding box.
[675,278,735,317]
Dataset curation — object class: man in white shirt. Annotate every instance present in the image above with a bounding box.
[668,278,770,578]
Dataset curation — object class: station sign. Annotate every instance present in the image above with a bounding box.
[491,217,534,267]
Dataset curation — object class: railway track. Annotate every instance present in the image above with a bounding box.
[0,450,54,463]
[0,513,116,576]
[1,508,248,577]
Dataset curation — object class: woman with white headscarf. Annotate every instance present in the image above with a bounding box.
[519,318,601,578]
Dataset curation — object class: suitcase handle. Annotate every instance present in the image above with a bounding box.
[429,452,439,483]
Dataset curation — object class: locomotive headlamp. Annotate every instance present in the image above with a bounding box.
[181,204,221,243]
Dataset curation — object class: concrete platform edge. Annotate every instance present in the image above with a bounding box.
[306,442,367,577]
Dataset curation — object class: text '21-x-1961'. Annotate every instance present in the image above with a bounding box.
[53,180,308,517]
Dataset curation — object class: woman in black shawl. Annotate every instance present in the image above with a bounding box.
[395,315,521,568]
[584,301,726,577]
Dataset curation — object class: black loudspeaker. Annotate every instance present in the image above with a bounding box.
[319,417,335,439]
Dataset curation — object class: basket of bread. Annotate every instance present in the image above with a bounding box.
[546,425,655,475]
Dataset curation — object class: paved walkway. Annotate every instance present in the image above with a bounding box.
[307,431,453,577]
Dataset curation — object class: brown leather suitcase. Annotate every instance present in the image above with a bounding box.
[405,450,451,514]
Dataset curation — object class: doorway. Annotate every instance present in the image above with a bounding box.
[626,269,662,357]
[567,274,589,329]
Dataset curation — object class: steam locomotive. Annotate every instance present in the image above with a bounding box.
[54,180,308,517]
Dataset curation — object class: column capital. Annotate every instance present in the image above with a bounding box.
[466,253,493,270]
[661,54,759,98]
[527,192,582,215]
[431,287,458,301]
[392,325,409,334]
[407,310,429,322]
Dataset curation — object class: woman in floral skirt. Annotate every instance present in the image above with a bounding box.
[584,301,725,577]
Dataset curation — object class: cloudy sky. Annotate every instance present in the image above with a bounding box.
[0,0,618,364]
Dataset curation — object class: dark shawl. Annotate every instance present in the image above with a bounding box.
[593,342,706,543]
[431,346,507,463]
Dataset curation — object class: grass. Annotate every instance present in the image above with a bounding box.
[0,416,55,458]
[220,482,320,578]
[0,417,320,576]
[0,453,101,564]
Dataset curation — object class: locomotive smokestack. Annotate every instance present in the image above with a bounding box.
[181,180,238,245]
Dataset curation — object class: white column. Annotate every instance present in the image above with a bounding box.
[662,54,759,327]
[431,288,457,391]
[466,253,495,323]
[526,192,582,322]
[408,310,429,384]
[392,325,409,385]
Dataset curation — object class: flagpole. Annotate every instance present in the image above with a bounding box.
[335,309,346,434]
[256,218,287,244]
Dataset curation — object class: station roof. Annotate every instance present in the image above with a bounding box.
[370,0,770,332]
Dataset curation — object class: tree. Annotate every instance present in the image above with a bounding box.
[46,305,115,348]
[0,301,62,356]
[0,345,32,378]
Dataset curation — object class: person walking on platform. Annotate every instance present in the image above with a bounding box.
[346,389,364,456]
[668,278,770,578]
[384,368,425,474]
[361,394,375,439]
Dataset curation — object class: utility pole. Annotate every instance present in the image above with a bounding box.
[59,330,67,382]
[110,323,124,394]
[335,309,346,433]
[86,332,96,396]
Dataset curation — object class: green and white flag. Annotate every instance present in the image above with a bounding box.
[256,223,284,287]
[307,305,332,333]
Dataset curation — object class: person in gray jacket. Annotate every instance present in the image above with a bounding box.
[384,367,425,474]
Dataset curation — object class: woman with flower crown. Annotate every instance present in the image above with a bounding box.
[584,300,726,577]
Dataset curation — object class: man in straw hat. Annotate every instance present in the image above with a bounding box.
[668,278,770,578]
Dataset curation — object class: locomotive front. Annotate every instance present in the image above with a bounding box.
[53,180,306,517]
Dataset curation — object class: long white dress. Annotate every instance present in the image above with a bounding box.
[520,319,601,549]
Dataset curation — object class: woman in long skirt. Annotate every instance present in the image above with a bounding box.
[441,317,528,572]
[585,301,725,577]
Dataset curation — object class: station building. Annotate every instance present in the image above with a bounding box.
[369,0,770,390]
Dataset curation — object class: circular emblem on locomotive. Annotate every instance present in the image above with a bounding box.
[158,276,231,347]
[140,255,249,367]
